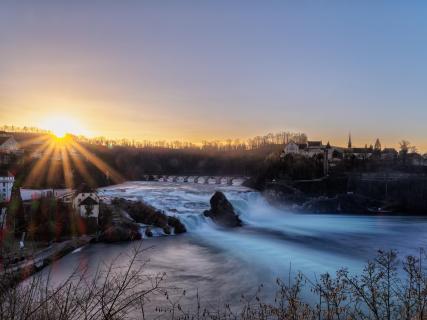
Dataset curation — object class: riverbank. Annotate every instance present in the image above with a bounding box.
[0,235,92,287]
[249,173,427,215]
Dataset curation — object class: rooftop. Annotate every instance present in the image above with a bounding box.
[79,196,99,206]
[0,136,12,145]
[307,141,322,147]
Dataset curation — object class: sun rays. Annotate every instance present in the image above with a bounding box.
[23,134,124,189]
[40,116,83,139]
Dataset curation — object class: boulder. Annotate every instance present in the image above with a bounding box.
[99,224,141,243]
[145,227,153,237]
[112,199,187,234]
[168,216,187,234]
[204,192,242,227]
[163,225,171,235]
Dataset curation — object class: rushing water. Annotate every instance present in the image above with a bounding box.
[39,181,427,313]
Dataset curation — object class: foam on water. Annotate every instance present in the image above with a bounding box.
[30,181,427,315]
[100,181,427,276]
[100,181,250,232]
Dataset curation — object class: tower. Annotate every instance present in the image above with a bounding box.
[374,138,381,151]
[347,133,352,149]
[323,144,330,176]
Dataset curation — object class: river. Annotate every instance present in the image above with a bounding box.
[38,181,427,314]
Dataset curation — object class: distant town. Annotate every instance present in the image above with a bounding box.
[283,134,423,163]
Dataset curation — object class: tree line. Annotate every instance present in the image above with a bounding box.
[1,124,307,152]
[78,131,308,152]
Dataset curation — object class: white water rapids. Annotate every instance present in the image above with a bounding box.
[34,181,427,313]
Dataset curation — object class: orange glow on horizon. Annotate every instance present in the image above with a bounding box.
[39,115,89,138]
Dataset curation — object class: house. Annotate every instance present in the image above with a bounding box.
[407,153,426,166]
[282,141,300,155]
[381,148,398,161]
[345,147,372,160]
[73,192,100,220]
[306,141,324,157]
[56,190,74,203]
[20,188,73,201]
[282,140,327,158]
[0,134,19,153]
[328,147,345,161]
[342,134,374,160]
[282,141,308,157]
[0,172,14,203]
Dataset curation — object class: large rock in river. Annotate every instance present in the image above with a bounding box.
[99,222,142,243]
[204,192,242,227]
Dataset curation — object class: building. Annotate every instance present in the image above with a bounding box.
[282,141,308,157]
[0,134,19,153]
[344,147,373,160]
[20,188,73,201]
[306,141,324,157]
[282,140,345,162]
[0,172,14,203]
[0,172,14,229]
[282,140,325,157]
[282,134,423,164]
[381,148,398,161]
[282,141,302,155]
[407,153,427,166]
[73,192,100,220]
[374,138,382,151]
[347,133,352,149]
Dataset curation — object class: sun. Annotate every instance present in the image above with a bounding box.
[52,127,67,138]
[41,115,82,138]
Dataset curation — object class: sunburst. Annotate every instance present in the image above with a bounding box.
[40,116,82,138]
[24,133,124,189]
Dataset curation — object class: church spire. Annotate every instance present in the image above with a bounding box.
[348,132,352,149]
[374,138,381,151]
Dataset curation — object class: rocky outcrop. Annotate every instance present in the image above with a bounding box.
[99,221,141,243]
[263,182,308,205]
[261,180,395,215]
[167,216,187,234]
[112,198,187,234]
[204,192,242,227]
[299,193,384,214]
[98,203,142,242]
[145,227,153,237]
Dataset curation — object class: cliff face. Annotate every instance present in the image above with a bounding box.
[262,174,427,215]
[349,176,427,214]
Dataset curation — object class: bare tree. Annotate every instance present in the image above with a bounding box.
[0,244,165,320]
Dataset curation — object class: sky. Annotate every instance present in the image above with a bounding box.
[0,1,426,150]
